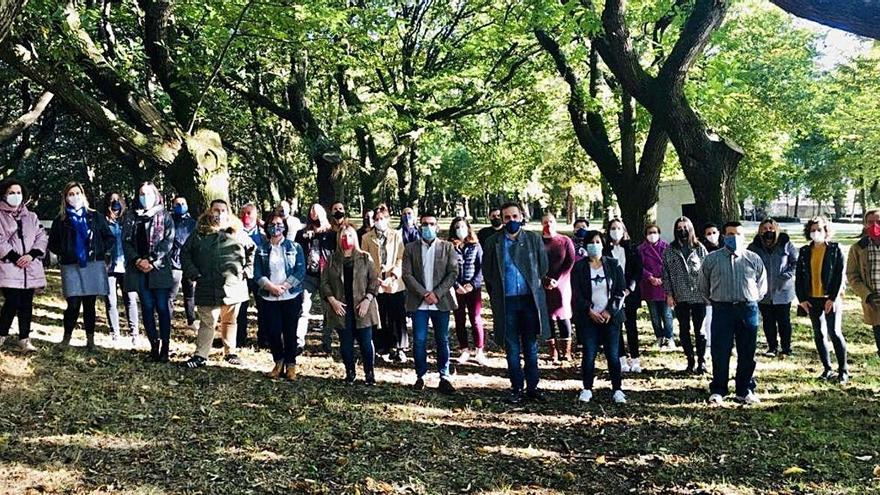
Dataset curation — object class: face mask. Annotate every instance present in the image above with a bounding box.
[213,212,229,225]
[609,228,623,241]
[646,233,660,244]
[340,235,356,250]
[868,224,880,240]
[762,231,775,242]
[267,224,283,237]
[542,225,552,236]
[674,229,689,241]
[332,210,345,220]
[490,218,502,228]
[575,228,588,239]
[810,230,826,243]
[5,193,22,208]
[421,226,437,242]
[110,200,122,212]
[586,243,602,258]
[280,207,289,218]
[505,220,522,235]
[455,225,468,240]
[705,233,719,245]
[723,234,745,252]
[173,204,187,216]
[68,195,84,209]
[375,219,388,232]
[139,192,156,209]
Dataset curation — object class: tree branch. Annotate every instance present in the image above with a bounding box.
[770,0,880,40]
[0,90,52,146]
[655,0,728,93]
[139,0,195,124]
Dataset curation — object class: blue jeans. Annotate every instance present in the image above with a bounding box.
[578,316,623,392]
[138,275,171,341]
[710,302,759,397]
[504,295,540,393]
[338,310,374,376]
[412,310,451,379]
[646,300,675,339]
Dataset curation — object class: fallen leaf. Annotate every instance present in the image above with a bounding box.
[783,466,806,476]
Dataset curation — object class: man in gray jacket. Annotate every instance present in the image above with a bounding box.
[483,202,550,404]
[402,212,459,394]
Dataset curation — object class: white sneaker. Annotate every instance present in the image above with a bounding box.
[457,350,471,365]
[619,356,630,373]
[663,339,677,352]
[578,389,593,403]
[737,391,761,405]
[18,338,36,352]
[131,336,140,348]
[655,338,664,349]
[707,393,724,406]
[188,321,200,331]
[629,358,642,373]
[0,336,6,346]
[612,390,627,404]
[474,349,490,366]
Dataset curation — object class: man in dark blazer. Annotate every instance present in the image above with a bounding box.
[402,212,459,394]
[483,202,550,404]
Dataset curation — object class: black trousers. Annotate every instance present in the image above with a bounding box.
[0,288,35,339]
[375,291,408,353]
[759,303,792,353]
[675,302,707,366]
[64,295,97,337]
[618,291,641,359]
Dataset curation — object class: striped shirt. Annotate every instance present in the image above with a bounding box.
[699,247,767,303]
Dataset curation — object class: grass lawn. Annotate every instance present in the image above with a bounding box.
[1,223,880,494]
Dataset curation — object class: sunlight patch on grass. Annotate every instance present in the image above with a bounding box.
[0,462,82,493]
[19,433,155,451]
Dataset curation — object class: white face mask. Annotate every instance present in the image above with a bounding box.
[5,193,22,207]
[67,195,85,209]
[810,230,826,243]
[646,233,660,244]
[609,228,624,241]
[140,192,157,209]
[375,218,388,232]
[706,233,719,245]
[456,225,468,240]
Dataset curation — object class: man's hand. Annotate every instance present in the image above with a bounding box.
[424,292,439,305]
[14,254,32,268]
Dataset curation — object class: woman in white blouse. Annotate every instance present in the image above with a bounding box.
[571,230,627,404]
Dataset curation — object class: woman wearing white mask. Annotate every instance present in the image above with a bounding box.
[361,205,408,363]
[795,216,848,383]
[603,218,644,373]
[49,181,115,350]
[448,216,488,366]
[0,180,48,352]
[122,182,175,362]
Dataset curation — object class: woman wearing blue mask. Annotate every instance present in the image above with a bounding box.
[254,212,306,379]
[49,181,115,350]
[122,182,175,362]
[102,191,139,347]
[571,230,627,404]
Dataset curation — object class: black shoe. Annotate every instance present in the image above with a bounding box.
[159,339,170,363]
[182,356,207,369]
[683,361,695,375]
[695,363,708,374]
[438,378,456,395]
[365,371,376,386]
[838,371,850,384]
[505,390,524,405]
[225,354,242,366]
[780,349,793,357]
[818,369,836,381]
[526,389,547,403]
[413,377,425,390]
[344,371,356,384]
[149,339,160,362]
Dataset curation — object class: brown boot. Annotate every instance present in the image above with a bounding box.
[267,361,283,379]
[547,339,558,363]
[285,365,297,381]
[558,339,572,361]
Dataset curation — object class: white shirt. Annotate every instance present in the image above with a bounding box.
[590,266,609,313]
[418,240,438,310]
[263,244,295,302]
[611,244,626,274]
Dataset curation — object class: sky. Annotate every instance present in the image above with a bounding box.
[796,19,873,70]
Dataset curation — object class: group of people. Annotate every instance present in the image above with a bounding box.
[1,179,879,406]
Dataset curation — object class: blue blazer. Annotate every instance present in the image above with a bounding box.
[253,239,306,299]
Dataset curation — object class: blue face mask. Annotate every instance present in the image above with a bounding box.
[421,226,437,242]
[173,204,187,216]
[575,228,588,239]
[110,200,122,212]
[505,220,522,235]
[723,235,740,251]
[586,243,602,258]
[267,224,283,237]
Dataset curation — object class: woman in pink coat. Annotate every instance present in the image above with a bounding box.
[0,179,48,352]
[637,224,676,350]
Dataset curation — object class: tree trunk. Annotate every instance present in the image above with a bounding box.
[0,0,26,45]
[794,194,801,219]
[166,129,230,212]
[313,138,343,207]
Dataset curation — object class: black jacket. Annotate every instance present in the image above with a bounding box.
[795,241,845,302]
[571,256,626,325]
[602,239,642,294]
[48,210,115,266]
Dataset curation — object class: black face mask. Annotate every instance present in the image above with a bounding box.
[490,218,502,228]
[332,211,345,220]
[762,231,775,241]
[675,229,689,241]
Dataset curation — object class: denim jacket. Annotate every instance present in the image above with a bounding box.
[253,239,306,299]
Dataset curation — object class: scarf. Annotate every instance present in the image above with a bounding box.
[67,206,91,267]
[136,204,166,252]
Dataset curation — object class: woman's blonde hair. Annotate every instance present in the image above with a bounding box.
[59,181,92,220]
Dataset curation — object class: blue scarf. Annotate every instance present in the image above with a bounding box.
[67,206,91,267]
